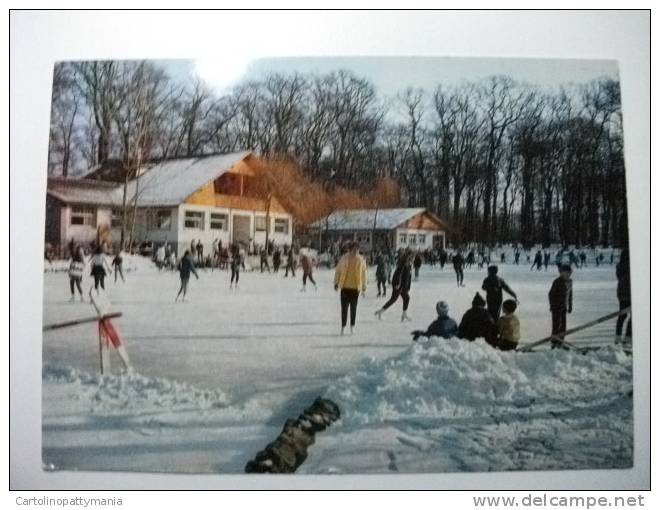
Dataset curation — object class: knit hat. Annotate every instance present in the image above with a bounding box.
[472,292,486,307]
[436,301,449,316]
[488,265,498,275]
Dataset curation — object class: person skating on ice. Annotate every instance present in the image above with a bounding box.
[300,251,317,291]
[229,249,242,289]
[615,248,632,341]
[481,265,518,322]
[90,245,112,293]
[375,251,389,297]
[284,247,296,278]
[175,250,199,301]
[112,250,125,283]
[548,264,573,349]
[334,241,368,336]
[272,246,282,273]
[452,250,465,287]
[68,245,85,301]
[375,250,413,322]
[413,251,422,281]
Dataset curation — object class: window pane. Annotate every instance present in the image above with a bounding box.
[274,218,288,233]
[210,213,227,230]
[184,210,204,230]
[157,210,171,230]
[255,216,267,231]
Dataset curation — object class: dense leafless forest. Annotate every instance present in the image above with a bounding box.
[48,60,628,247]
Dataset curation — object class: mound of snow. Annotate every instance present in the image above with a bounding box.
[326,338,632,426]
[43,364,230,414]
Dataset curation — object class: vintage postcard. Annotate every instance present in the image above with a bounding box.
[41,56,633,474]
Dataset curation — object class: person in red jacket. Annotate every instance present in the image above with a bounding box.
[300,252,317,292]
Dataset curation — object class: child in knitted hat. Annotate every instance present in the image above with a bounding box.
[411,300,458,341]
[457,292,498,345]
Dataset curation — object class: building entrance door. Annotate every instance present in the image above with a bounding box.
[232,215,251,246]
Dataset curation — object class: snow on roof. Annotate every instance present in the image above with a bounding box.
[127,151,251,207]
[47,178,123,206]
[311,208,430,231]
[47,152,252,207]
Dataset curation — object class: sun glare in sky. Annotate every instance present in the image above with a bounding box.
[194,56,250,92]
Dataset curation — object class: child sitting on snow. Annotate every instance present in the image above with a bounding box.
[495,299,520,351]
[411,301,458,341]
[457,292,498,345]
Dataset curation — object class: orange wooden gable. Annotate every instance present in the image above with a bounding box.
[183,156,286,214]
[404,211,445,231]
[185,180,288,214]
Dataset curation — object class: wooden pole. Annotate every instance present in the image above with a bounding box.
[517,307,631,352]
[43,312,123,331]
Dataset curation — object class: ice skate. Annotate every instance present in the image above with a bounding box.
[69,296,75,303]
[401,311,412,322]
[350,326,354,335]
[374,309,384,320]
[340,327,345,336]
[300,286,306,292]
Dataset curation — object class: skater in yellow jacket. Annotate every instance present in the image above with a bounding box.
[334,241,368,336]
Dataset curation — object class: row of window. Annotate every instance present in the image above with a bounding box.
[399,233,426,245]
[184,210,289,233]
[70,206,288,234]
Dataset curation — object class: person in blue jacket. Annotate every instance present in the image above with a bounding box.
[175,250,199,302]
[411,301,458,341]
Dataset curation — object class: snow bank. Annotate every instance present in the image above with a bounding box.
[43,364,230,414]
[327,338,632,426]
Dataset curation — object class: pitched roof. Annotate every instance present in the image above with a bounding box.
[47,178,123,206]
[125,151,251,206]
[47,152,252,207]
[311,208,436,231]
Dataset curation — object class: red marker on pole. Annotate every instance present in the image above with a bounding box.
[89,288,132,374]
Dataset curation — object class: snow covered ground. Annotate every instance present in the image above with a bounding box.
[42,256,633,473]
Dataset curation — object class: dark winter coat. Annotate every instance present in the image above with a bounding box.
[481,275,517,306]
[413,254,422,269]
[616,260,631,301]
[457,306,497,343]
[375,256,388,281]
[178,255,198,280]
[391,263,412,291]
[548,276,572,312]
[452,254,465,270]
[424,316,458,339]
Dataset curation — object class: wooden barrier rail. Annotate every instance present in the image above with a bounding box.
[517,307,631,352]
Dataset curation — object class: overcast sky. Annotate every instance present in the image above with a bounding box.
[161,56,619,97]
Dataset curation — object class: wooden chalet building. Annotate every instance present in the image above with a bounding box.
[45,152,293,256]
[311,208,447,253]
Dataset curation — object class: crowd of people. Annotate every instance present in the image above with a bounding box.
[59,236,632,349]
